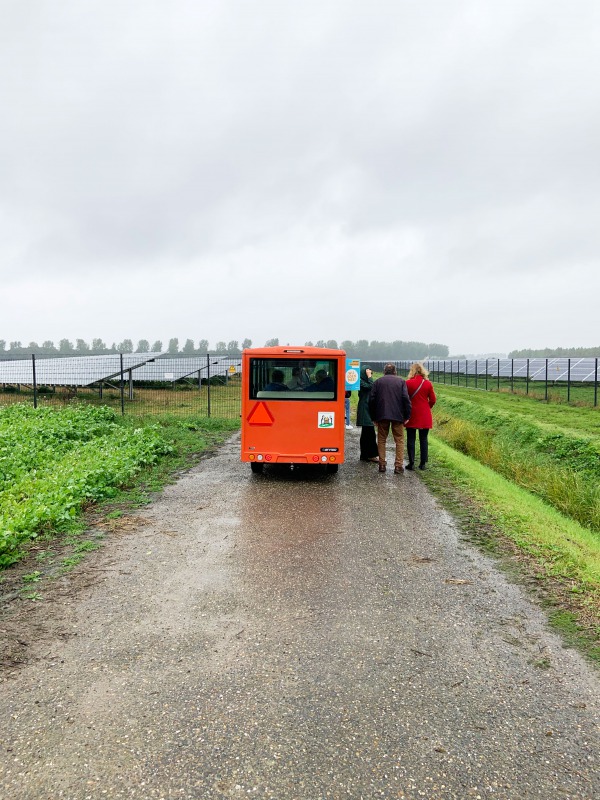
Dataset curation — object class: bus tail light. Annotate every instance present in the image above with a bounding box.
[312,455,320,462]
[265,454,272,461]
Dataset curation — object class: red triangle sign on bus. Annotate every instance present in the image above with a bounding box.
[247,401,275,426]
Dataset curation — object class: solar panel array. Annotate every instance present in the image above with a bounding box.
[422,358,598,383]
[131,357,242,382]
[0,353,165,387]
[0,353,243,388]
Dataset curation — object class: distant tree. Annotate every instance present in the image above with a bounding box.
[136,339,150,353]
[264,338,279,347]
[168,338,179,354]
[215,341,227,354]
[315,340,326,348]
[326,339,338,349]
[151,340,163,352]
[227,340,239,355]
[118,339,133,353]
[42,340,57,352]
[241,338,252,350]
[182,338,195,354]
[0,340,5,352]
[428,342,449,358]
[76,339,90,353]
[198,339,209,353]
[27,341,40,352]
[59,339,73,353]
[10,341,23,351]
[340,340,354,353]
[508,346,600,358]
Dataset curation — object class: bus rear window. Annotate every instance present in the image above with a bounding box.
[249,359,337,400]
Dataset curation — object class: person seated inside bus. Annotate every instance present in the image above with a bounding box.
[304,368,335,393]
[263,369,288,392]
[287,366,310,389]
[286,367,303,390]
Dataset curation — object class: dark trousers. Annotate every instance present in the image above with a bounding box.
[406,428,429,466]
[359,425,378,460]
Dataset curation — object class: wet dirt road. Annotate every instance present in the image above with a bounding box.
[1,431,599,799]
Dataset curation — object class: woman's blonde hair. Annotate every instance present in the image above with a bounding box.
[407,362,429,379]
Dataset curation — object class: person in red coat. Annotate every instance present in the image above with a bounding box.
[404,362,437,470]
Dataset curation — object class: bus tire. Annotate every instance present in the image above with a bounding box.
[250,462,264,474]
[326,463,339,474]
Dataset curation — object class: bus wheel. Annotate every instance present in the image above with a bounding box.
[250,462,264,474]
[326,463,339,474]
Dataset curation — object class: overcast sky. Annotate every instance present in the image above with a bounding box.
[1,0,598,356]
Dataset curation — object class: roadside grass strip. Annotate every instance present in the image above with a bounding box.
[0,404,171,566]
[433,391,600,532]
[426,437,600,650]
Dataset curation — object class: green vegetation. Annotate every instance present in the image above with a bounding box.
[0,382,243,419]
[433,388,600,531]
[0,404,239,569]
[424,386,600,661]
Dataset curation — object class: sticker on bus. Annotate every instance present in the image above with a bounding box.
[318,412,335,428]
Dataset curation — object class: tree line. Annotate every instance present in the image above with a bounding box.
[508,346,600,358]
[0,337,449,359]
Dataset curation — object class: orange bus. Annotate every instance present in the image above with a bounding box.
[241,346,346,474]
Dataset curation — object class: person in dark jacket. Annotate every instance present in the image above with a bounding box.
[263,369,288,391]
[304,369,335,392]
[404,362,437,470]
[357,365,379,462]
[368,363,411,474]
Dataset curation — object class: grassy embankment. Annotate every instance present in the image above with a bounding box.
[421,385,600,661]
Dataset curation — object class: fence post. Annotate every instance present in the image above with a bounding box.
[32,353,38,409]
[119,353,125,415]
[526,358,529,395]
[497,358,500,392]
[207,354,211,417]
[485,358,488,391]
[595,358,598,407]
[545,358,548,401]
[567,357,571,403]
[511,359,514,393]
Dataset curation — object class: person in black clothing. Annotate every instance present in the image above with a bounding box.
[263,369,288,391]
[304,369,334,392]
[357,365,379,462]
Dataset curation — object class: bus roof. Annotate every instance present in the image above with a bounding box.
[242,346,346,357]
[242,345,346,358]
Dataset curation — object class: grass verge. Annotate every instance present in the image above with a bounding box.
[432,389,600,532]
[421,436,600,664]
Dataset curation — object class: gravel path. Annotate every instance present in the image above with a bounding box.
[1,431,598,799]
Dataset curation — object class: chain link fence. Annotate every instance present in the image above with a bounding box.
[366,357,599,407]
[0,353,242,419]
[2,353,598,415]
